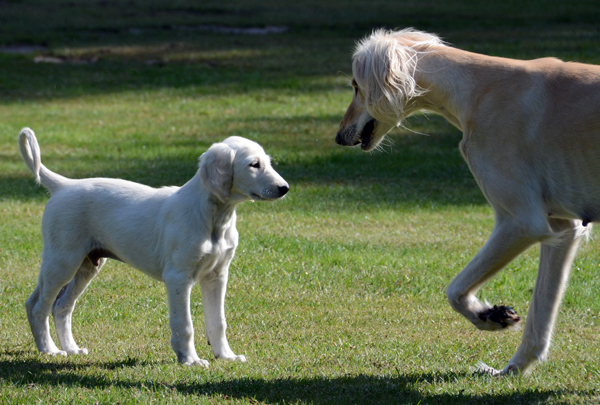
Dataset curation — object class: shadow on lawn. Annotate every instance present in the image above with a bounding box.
[1,129,486,208]
[2,13,600,105]
[0,356,585,404]
[2,108,480,206]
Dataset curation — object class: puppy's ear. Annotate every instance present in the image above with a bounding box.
[199,143,235,202]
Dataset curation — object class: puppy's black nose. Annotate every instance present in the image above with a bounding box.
[278,184,290,196]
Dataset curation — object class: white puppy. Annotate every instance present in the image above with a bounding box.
[19,128,289,366]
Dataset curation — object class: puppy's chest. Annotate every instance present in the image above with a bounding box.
[192,238,237,279]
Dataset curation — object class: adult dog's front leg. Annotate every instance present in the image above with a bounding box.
[447,217,541,331]
[164,275,208,367]
[199,266,246,362]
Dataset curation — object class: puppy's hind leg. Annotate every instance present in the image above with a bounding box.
[53,257,105,355]
[26,284,64,355]
[26,255,82,356]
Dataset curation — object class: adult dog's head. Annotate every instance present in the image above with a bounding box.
[335,28,443,151]
[199,136,289,203]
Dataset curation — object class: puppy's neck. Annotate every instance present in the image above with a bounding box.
[209,195,237,231]
[179,174,238,234]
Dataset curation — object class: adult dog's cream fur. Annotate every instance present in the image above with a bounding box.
[335,28,600,375]
[20,128,289,366]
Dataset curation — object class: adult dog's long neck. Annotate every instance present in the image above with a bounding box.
[411,44,515,132]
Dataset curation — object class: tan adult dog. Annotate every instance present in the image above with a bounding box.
[20,128,289,366]
[335,28,600,375]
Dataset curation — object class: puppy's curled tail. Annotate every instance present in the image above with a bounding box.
[18,128,67,193]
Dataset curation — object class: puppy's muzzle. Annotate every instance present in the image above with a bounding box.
[254,183,289,201]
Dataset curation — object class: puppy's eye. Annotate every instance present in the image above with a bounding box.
[250,161,261,169]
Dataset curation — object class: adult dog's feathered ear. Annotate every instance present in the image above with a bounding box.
[352,29,424,125]
[199,143,235,202]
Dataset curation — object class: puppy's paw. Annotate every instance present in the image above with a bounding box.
[476,305,521,331]
[43,349,67,357]
[65,348,89,355]
[220,354,246,362]
[177,352,209,367]
[185,358,210,367]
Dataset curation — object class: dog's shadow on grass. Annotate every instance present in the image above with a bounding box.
[0,355,584,404]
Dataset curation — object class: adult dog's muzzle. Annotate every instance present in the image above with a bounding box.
[335,119,377,150]
[335,124,360,146]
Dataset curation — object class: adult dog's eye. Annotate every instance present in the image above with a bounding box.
[250,160,261,169]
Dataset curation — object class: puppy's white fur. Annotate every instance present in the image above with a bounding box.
[20,128,289,366]
[336,28,600,375]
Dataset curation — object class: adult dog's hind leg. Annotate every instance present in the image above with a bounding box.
[447,216,545,331]
[52,257,105,354]
[497,219,584,375]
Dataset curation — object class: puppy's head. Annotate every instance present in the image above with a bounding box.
[199,137,289,203]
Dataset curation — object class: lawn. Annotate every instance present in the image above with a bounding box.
[1,1,600,404]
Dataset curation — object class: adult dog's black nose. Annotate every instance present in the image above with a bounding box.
[336,125,360,146]
[278,184,290,196]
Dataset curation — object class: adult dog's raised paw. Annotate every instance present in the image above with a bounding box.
[477,305,521,330]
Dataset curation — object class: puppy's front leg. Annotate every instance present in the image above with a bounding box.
[200,264,246,362]
[164,274,208,367]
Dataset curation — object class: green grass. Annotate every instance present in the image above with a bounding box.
[2,1,600,404]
